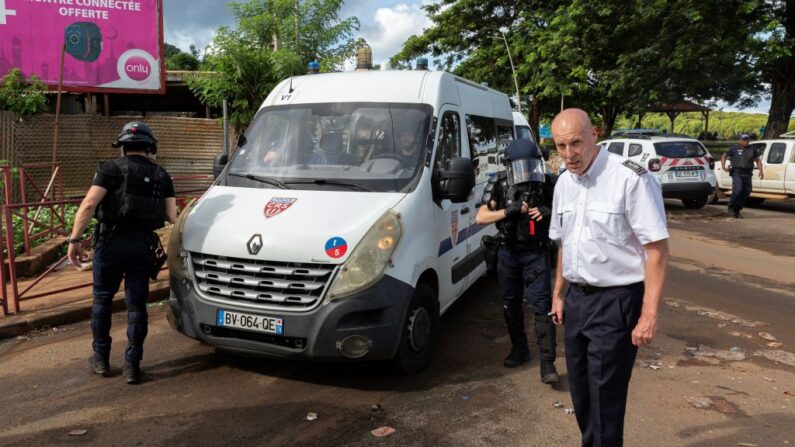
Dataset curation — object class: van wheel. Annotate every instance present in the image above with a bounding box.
[394,284,439,374]
[682,196,708,209]
[708,186,720,204]
[746,197,766,206]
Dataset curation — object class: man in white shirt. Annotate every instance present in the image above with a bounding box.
[549,109,669,447]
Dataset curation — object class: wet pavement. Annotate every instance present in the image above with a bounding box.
[0,200,793,446]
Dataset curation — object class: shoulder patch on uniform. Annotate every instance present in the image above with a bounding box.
[622,160,646,175]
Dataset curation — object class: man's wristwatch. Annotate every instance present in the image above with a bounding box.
[65,236,81,244]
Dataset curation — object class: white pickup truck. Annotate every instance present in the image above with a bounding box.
[713,139,795,204]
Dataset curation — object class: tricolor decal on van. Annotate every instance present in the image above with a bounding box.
[325,237,348,259]
[264,197,297,218]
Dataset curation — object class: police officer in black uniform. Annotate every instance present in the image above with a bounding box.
[721,134,764,218]
[67,122,176,384]
[475,139,559,385]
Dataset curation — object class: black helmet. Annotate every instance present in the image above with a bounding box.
[112,122,158,152]
[504,138,544,184]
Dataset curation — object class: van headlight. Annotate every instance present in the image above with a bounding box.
[167,199,196,280]
[327,210,402,300]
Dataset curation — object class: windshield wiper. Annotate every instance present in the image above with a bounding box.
[284,179,371,192]
[227,172,292,189]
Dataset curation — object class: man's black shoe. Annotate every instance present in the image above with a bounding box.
[88,353,110,377]
[540,361,560,385]
[734,211,743,219]
[504,347,531,368]
[122,361,141,384]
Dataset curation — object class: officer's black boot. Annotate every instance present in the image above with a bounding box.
[88,352,110,377]
[122,361,141,385]
[503,304,531,367]
[534,313,560,385]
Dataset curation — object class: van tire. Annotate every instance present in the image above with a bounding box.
[682,196,708,209]
[394,284,439,375]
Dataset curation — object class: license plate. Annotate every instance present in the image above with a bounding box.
[674,170,699,177]
[217,310,283,335]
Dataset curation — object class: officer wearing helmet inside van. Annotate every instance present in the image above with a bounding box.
[67,122,177,384]
[475,139,559,385]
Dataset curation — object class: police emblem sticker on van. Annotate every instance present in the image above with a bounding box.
[325,237,348,259]
[264,197,297,218]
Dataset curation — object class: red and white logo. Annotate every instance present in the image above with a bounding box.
[264,197,297,218]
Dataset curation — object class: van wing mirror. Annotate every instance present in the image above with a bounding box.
[213,153,229,179]
[438,157,476,203]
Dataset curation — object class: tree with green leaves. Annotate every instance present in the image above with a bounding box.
[189,0,361,130]
[394,0,762,138]
[0,68,48,116]
[165,44,201,71]
[757,1,795,138]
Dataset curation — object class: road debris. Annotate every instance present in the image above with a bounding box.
[306,412,318,421]
[763,377,774,382]
[68,429,88,436]
[462,395,470,401]
[737,443,758,447]
[371,426,395,437]
[728,331,753,339]
[753,350,795,368]
[553,401,564,408]
[564,408,574,415]
[767,342,784,348]
[784,391,794,397]
[649,364,661,371]
[687,344,746,361]
[757,332,777,342]
[686,396,713,409]
[665,299,766,327]
[15,335,30,341]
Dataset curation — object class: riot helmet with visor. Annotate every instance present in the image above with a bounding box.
[504,138,544,185]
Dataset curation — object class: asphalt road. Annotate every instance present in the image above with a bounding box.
[0,200,793,447]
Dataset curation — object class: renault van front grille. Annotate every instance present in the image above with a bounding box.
[190,252,337,311]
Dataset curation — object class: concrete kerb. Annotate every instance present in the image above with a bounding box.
[0,280,170,340]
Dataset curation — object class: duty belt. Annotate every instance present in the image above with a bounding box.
[571,282,642,295]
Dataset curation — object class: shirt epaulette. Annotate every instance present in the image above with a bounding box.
[622,160,646,175]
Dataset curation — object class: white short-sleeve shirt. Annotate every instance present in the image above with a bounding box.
[549,148,669,287]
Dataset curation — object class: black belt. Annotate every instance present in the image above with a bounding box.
[570,282,642,295]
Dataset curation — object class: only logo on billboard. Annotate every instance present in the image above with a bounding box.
[264,197,297,218]
[116,49,157,84]
[247,234,263,255]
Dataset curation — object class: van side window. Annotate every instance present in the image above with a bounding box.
[466,114,501,173]
[437,111,461,169]
[767,143,786,164]
[607,142,624,156]
[627,143,643,157]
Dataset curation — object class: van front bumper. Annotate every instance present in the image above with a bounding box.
[167,274,414,361]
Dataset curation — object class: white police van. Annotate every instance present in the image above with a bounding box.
[167,70,515,372]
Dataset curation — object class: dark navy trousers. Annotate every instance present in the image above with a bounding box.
[728,170,753,212]
[497,247,552,314]
[565,282,644,447]
[91,230,154,363]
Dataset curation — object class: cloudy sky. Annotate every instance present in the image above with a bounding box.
[163,0,769,113]
[163,0,431,68]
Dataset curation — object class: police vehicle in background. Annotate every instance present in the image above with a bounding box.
[599,131,718,209]
[167,68,516,373]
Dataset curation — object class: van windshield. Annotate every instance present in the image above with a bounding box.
[227,102,433,192]
[652,141,707,158]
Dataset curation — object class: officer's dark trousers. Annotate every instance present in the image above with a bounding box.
[565,282,644,447]
[91,231,154,363]
[497,247,552,357]
[728,170,753,212]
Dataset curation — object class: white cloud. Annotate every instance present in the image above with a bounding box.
[354,3,432,67]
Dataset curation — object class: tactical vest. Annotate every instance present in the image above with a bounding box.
[729,146,755,170]
[96,158,166,231]
[498,182,550,247]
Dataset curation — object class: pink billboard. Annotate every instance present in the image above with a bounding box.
[0,0,164,93]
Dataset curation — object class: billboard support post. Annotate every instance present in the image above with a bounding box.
[52,44,65,165]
